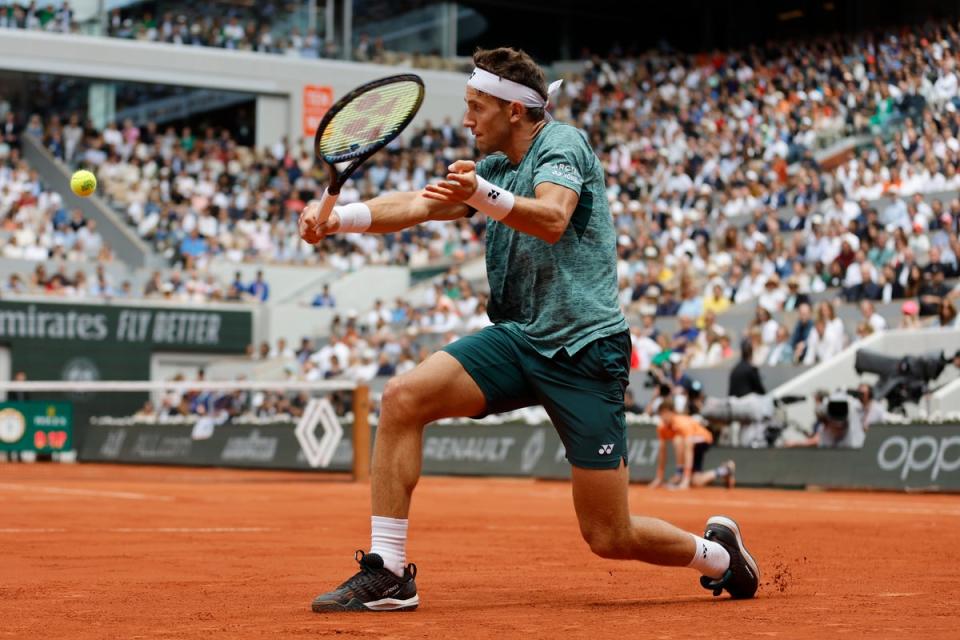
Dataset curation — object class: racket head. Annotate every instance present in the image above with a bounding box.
[313,74,425,191]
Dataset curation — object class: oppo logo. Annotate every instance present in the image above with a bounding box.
[876,435,960,481]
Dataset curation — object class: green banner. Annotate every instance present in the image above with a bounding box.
[0,300,252,449]
[0,401,73,452]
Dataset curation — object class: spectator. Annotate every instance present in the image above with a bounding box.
[757,274,786,312]
[782,277,811,312]
[312,283,336,307]
[899,300,922,329]
[655,284,680,317]
[9,371,29,402]
[859,300,887,333]
[933,299,959,329]
[766,326,794,366]
[751,306,780,346]
[670,314,699,354]
[180,228,207,259]
[702,282,730,316]
[248,270,269,302]
[918,264,951,316]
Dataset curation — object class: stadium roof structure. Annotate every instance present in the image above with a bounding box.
[457,0,960,61]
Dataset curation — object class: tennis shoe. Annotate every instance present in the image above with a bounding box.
[312,551,419,612]
[699,516,759,599]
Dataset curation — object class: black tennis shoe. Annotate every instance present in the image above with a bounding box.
[699,516,760,599]
[312,551,419,612]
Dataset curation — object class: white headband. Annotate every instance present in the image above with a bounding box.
[467,67,563,110]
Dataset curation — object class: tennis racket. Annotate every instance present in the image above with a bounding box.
[311,74,425,225]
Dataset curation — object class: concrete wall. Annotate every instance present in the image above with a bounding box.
[205,260,333,305]
[324,266,409,315]
[0,30,469,149]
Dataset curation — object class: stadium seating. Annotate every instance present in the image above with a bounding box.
[7,16,960,412]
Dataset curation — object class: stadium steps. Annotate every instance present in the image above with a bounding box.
[20,133,164,270]
[113,89,254,128]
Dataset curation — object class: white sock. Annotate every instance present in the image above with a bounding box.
[370,515,408,577]
[687,534,730,579]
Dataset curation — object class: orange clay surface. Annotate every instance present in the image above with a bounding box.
[0,463,958,639]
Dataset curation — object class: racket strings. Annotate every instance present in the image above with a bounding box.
[319,82,422,160]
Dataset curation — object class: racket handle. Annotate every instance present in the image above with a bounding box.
[316,188,339,224]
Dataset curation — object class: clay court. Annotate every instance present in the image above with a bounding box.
[0,463,956,639]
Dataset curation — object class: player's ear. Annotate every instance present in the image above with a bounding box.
[508,101,525,124]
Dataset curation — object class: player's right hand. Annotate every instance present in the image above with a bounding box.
[298,200,341,244]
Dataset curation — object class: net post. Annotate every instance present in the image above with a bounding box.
[352,384,371,482]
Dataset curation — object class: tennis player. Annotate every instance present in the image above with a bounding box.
[300,47,760,612]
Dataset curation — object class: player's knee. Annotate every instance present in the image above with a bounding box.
[580,524,628,559]
[380,375,423,424]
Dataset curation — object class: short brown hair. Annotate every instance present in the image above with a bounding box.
[472,47,547,121]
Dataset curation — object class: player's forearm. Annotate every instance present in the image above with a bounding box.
[364,191,468,233]
[360,191,428,233]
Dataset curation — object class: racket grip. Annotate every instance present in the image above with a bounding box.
[316,188,339,224]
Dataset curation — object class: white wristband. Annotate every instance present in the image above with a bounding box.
[465,176,515,221]
[334,202,372,233]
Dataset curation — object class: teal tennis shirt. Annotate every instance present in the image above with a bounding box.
[475,121,628,357]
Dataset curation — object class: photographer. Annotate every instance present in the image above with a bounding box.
[788,390,866,448]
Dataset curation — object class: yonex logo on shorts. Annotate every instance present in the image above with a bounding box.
[598,444,614,455]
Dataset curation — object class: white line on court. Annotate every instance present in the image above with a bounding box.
[0,482,175,502]
[108,527,272,533]
[0,527,273,534]
[643,495,960,517]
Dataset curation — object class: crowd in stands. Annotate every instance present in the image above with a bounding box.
[0,1,467,71]
[1,131,117,264]
[31,113,486,271]
[255,269,489,384]
[1,108,277,303]
[12,18,960,390]
[0,261,276,304]
[0,1,73,33]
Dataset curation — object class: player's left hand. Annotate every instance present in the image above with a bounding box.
[423,160,478,203]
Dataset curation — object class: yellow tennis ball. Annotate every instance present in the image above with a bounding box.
[70,170,97,197]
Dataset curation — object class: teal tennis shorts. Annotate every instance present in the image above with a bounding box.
[442,324,630,469]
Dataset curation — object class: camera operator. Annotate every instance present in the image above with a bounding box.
[787,389,866,448]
